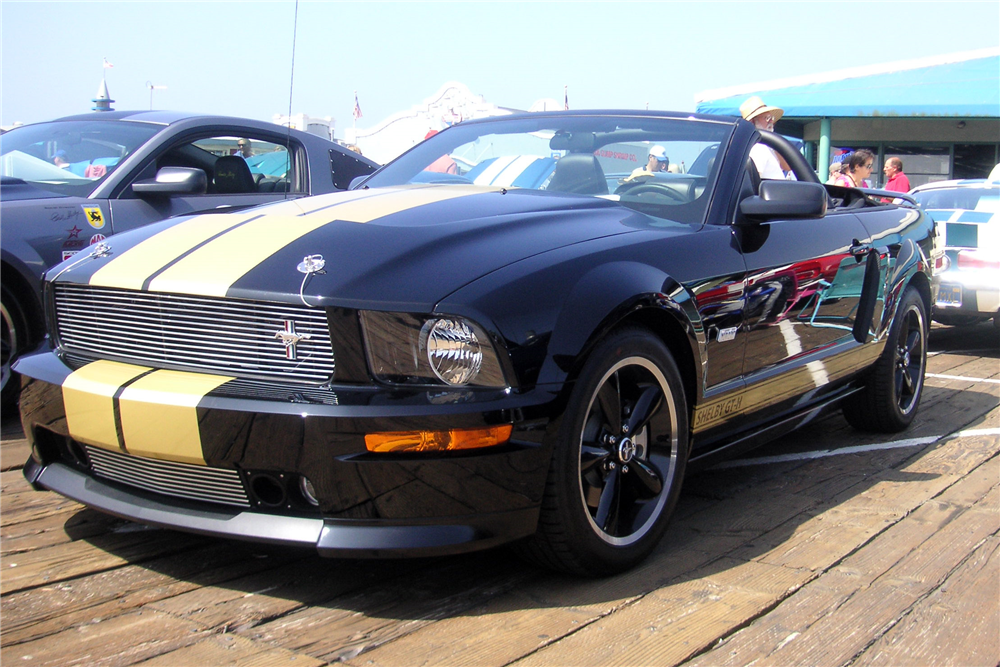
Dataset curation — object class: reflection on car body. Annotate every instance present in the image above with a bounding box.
[16,111,936,576]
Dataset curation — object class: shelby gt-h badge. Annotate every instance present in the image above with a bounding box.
[17,112,936,575]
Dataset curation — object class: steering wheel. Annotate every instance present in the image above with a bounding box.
[616,182,687,203]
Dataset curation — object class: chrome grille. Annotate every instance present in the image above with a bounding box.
[85,445,250,508]
[54,284,335,383]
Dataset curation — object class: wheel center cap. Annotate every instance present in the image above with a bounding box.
[618,438,636,463]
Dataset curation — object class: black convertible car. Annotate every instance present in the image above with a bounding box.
[17,111,935,575]
[1,111,378,407]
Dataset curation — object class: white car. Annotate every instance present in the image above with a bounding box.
[912,175,1000,327]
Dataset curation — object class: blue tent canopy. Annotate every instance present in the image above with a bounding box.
[696,50,1000,119]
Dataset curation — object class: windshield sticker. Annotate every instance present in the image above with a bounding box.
[83,206,106,229]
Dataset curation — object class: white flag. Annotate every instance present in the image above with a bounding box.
[103,58,114,69]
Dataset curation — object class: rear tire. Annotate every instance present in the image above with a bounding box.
[844,286,927,432]
[517,327,688,576]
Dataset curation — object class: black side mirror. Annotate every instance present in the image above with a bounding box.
[132,167,208,196]
[739,180,827,222]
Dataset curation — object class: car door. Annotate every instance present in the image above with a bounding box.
[106,132,309,236]
[735,173,874,422]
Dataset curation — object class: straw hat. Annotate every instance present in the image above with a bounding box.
[739,96,784,123]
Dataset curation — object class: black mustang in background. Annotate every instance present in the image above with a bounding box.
[16,111,935,575]
[1,110,378,407]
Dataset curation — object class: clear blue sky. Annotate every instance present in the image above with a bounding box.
[3,1,998,136]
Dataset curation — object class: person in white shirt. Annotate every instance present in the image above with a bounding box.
[739,96,791,180]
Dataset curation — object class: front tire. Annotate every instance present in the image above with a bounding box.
[519,328,688,576]
[1,287,29,411]
[844,286,927,432]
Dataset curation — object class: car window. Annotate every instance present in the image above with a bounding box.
[143,135,302,196]
[364,116,732,225]
[0,120,160,197]
[176,136,301,194]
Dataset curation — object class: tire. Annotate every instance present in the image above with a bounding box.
[517,327,689,576]
[1,287,29,411]
[843,286,927,432]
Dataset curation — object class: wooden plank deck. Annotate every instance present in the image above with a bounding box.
[2,323,997,666]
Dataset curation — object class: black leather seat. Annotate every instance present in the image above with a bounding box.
[546,153,609,195]
[213,156,257,194]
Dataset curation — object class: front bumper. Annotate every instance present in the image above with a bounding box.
[23,457,538,556]
[16,349,558,557]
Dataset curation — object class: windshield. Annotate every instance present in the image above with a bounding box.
[913,185,1000,212]
[363,115,733,224]
[0,120,160,197]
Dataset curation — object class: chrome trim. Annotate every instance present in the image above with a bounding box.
[54,284,335,382]
[85,445,251,508]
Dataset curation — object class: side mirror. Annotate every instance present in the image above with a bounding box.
[132,167,208,196]
[739,180,827,222]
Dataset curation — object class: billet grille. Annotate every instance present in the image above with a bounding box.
[54,284,335,383]
[85,445,250,508]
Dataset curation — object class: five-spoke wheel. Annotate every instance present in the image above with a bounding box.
[519,328,688,576]
[845,285,927,432]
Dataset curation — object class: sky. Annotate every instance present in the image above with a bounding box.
[2,1,999,136]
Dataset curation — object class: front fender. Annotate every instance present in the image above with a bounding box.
[876,237,931,341]
[541,260,702,387]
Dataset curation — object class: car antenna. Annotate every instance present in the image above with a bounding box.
[284,0,299,200]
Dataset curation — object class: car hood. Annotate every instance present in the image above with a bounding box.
[54,184,645,311]
[0,176,70,201]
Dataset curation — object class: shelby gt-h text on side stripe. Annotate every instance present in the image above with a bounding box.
[18,111,937,576]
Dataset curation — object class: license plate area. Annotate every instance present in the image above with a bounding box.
[936,284,963,308]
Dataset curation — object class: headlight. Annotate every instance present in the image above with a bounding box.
[360,311,508,388]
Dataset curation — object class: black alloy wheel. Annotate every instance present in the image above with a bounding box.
[519,328,688,576]
[578,356,677,543]
[844,286,927,432]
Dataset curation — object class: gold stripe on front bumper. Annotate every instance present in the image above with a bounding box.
[118,369,233,465]
[63,360,152,452]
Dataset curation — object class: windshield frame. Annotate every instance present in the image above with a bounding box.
[361,113,735,226]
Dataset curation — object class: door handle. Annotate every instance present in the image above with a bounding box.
[850,240,872,259]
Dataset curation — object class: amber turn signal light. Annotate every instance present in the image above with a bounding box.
[365,425,513,453]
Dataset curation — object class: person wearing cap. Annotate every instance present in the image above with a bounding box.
[740,96,790,180]
[52,150,70,169]
[625,145,670,181]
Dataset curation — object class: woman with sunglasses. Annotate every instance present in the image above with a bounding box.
[834,149,875,188]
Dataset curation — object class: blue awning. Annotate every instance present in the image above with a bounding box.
[696,50,1000,119]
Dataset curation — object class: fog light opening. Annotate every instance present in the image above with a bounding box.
[67,439,89,467]
[298,476,320,506]
[250,474,286,507]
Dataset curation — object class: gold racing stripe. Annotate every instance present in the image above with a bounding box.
[118,369,233,465]
[89,211,261,291]
[148,185,501,297]
[63,360,152,452]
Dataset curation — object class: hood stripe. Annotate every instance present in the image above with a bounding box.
[145,185,501,298]
[90,211,262,291]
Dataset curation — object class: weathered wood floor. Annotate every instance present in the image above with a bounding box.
[2,323,997,666]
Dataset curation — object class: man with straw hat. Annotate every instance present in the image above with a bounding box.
[740,96,791,180]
